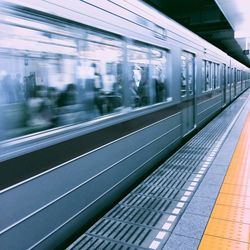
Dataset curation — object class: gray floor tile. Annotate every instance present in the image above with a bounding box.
[172,213,209,239]
[185,196,216,217]
[212,153,233,166]
[162,234,200,250]
[194,183,220,199]
[208,164,229,175]
[200,173,225,186]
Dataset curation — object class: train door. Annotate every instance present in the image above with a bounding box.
[221,64,226,106]
[234,68,237,97]
[231,68,236,99]
[180,51,195,136]
[227,67,231,102]
[240,71,243,92]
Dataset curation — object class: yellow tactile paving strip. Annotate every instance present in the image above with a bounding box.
[199,112,250,250]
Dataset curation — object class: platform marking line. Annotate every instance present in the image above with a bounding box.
[172,208,181,215]
[167,215,177,222]
[206,156,213,161]
[180,196,188,201]
[196,174,202,178]
[176,202,185,208]
[187,186,195,191]
[193,177,200,182]
[202,162,209,166]
[190,182,197,186]
[202,164,209,168]
[200,167,207,171]
[156,231,166,240]
[162,222,172,230]
[203,163,209,167]
[184,191,192,196]
[198,170,205,174]
[149,240,161,249]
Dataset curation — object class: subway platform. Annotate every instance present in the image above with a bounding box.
[67,89,250,250]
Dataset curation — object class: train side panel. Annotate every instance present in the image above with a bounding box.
[0,111,182,249]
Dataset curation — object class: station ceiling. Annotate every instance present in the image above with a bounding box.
[143,0,250,67]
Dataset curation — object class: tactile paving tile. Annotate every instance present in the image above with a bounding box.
[86,218,167,248]
[199,235,249,250]
[220,183,250,197]
[211,204,250,224]
[216,193,250,209]
[105,205,170,229]
[224,169,250,186]
[70,234,144,250]
[204,218,249,243]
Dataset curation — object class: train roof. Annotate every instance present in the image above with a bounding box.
[1,0,249,70]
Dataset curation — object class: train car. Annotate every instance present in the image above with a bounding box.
[0,0,249,249]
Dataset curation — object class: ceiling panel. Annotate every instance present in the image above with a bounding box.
[143,0,250,67]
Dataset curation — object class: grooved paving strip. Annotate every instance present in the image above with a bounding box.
[199,112,250,249]
[67,95,249,250]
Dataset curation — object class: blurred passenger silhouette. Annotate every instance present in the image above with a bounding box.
[130,65,148,107]
[27,85,52,129]
[153,66,165,103]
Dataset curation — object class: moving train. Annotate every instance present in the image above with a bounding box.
[0,0,249,249]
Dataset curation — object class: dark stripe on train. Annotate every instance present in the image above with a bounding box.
[196,89,222,102]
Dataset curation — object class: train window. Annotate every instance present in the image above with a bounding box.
[227,67,230,86]
[77,32,124,118]
[202,60,212,92]
[180,54,187,97]
[127,44,169,108]
[240,70,243,91]
[234,68,237,96]
[187,54,194,95]
[221,64,226,88]
[231,68,234,87]
[242,71,245,89]
[211,63,215,89]
[0,25,79,135]
[181,51,194,97]
[237,70,241,83]
[217,64,220,88]
[214,63,220,89]
[151,48,169,103]
[202,60,206,92]
[0,11,173,142]
[206,61,212,91]
[0,13,126,140]
[127,44,150,107]
[202,60,219,91]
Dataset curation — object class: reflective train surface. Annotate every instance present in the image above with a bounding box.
[0,0,249,249]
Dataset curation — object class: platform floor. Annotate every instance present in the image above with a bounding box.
[198,107,250,249]
[67,89,250,250]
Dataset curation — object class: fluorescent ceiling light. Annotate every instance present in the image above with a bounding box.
[216,0,250,38]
